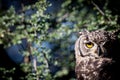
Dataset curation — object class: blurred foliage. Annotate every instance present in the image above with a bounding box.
[0,0,52,80]
[0,0,120,80]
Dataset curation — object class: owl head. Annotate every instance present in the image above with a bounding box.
[75,29,120,60]
[74,29,120,80]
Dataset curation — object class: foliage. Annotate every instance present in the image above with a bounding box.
[0,0,120,80]
[0,0,52,80]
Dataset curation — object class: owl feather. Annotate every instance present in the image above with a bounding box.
[75,29,120,80]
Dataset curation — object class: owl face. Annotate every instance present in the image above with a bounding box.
[75,30,117,58]
[79,34,105,58]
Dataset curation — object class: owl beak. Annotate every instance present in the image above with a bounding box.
[98,46,105,56]
[90,46,106,58]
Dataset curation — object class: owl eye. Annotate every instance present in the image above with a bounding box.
[85,42,94,48]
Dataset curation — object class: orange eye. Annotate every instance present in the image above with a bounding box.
[86,42,94,48]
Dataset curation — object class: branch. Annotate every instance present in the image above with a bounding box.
[28,43,39,80]
[91,1,112,21]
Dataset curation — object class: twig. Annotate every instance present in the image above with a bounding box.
[57,13,69,22]
[91,1,112,21]
[43,51,50,70]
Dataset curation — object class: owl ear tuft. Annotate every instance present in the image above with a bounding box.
[112,29,120,36]
[109,29,120,40]
[78,32,83,35]
[78,29,89,35]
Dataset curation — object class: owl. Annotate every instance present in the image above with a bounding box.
[74,29,120,80]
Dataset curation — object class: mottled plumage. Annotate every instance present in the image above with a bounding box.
[74,30,120,80]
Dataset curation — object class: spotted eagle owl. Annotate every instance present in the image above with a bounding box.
[74,29,120,80]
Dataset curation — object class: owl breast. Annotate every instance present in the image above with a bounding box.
[75,56,112,80]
